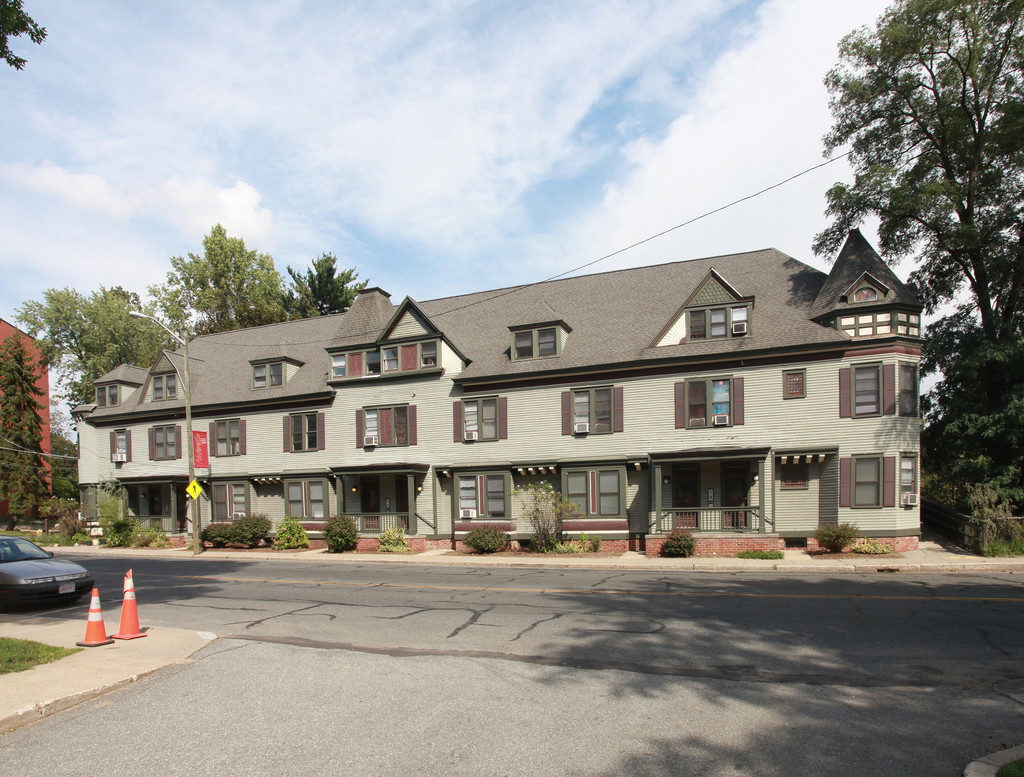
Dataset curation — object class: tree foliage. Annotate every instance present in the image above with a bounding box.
[150,224,287,338]
[0,333,49,527]
[48,402,78,501]
[0,0,45,70]
[817,0,1024,511]
[17,286,170,406]
[283,253,365,318]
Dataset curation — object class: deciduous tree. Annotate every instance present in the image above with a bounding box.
[150,224,287,337]
[0,0,45,70]
[817,0,1024,511]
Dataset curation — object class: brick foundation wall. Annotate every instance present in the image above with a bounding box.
[645,535,785,557]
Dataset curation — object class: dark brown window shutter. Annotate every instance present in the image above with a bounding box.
[317,412,326,450]
[453,401,463,442]
[561,391,572,435]
[125,431,132,462]
[283,416,292,452]
[209,422,217,456]
[839,457,851,507]
[348,352,363,377]
[498,396,508,439]
[882,364,896,415]
[674,382,686,428]
[239,420,247,455]
[401,344,418,371]
[149,428,156,460]
[613,386,624,432]
[409,405,417,445]
[175,426,183,459]
[839,368,851,418]
[883,456,896,507]
[733,377,744,425]
[109,431,116,456]
[356,410,365,448]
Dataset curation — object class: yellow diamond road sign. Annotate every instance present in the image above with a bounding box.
[186,480,203,500]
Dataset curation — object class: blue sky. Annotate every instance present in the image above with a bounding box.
[0,0,896,323]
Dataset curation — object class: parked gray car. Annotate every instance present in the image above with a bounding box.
[0,537,93,609]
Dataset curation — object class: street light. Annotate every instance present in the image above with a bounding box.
[129,311,201,555]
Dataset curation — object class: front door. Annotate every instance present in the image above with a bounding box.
[361,477,380,530]
[722,465,749,529]
[672,465,700,529]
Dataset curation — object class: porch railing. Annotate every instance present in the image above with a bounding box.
[353,512,411,534]
[654,507,769,534]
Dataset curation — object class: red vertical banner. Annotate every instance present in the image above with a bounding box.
[193,430,209,468]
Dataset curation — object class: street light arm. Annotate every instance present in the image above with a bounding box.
[128,310,187,348]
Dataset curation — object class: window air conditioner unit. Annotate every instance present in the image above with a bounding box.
[903,493,919,507]
[233,512,247,520]
[732,321,748,335]
[574,422,590,434]
[363,435,379,447]
[689,417,706,427]
[111,452,127,463]
[461,508,477,519]
[712,414,730,426]
[464,431,478,441]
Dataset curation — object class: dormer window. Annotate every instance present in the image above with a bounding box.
[687,306,750,340]
[511,326,561,361]
[383,347,399,372]
[420,342,437,367]
[96,385,119,407]
[853,287,878,302]
[152,374,177,400]
[253,362,283,389]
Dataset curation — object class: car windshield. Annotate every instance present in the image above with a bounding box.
[0,537,52,562]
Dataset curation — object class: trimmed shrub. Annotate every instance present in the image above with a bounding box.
[135,526,171,548]
[230,514,272,548]
[815,522,860,553]
[104,516,139,547]
[274,515,309,549]
[552,533,602,553]
[463,526,510,554]
[661,529,695,557]
[736,549,784,560]
[852,540,893,555]
[323,515,358,552]
[201,523,234,548]
[377,525,410,553]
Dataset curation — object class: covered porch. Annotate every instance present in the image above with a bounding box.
[650,447,772,534]
[333,463,432,536]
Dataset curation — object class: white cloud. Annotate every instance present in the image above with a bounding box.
[157,179,274,246]
[2,162,135,220]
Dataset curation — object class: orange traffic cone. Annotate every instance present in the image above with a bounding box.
[76,588,114,647]
[113,569,146,640]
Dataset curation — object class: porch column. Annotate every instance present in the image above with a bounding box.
[652,463,663,533]
[406,474,417,535]
[758,457,767,533]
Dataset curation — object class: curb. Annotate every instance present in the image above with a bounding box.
[964,743,1024,777]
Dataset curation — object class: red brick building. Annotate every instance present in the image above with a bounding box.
[0,318,51,521]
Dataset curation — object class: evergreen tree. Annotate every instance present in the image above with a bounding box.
[284,253,365,318]
[0,333,49,528]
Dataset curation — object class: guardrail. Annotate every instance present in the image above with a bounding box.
[653,506,768,534]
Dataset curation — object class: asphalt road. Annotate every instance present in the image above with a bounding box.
[3,556,1024,777]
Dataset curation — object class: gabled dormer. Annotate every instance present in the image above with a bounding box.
[328,295,464,381]
[93,364,147,407]
[651,269,753,346]
[250,356,303,389]
[144,352,182,402]
[810,230,922,339]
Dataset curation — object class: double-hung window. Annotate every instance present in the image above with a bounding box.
[899,364,918,416]
[853,365,881,416]
[152,425,178,460]
[254,362,283,389]
[420,342,437,367]
[360,405,414,447]
[512,327,559,360]
[457,474,506,519]
[285,479,326,519]
[153,374,176,400]
[215,419,243,456]
[681,377,739,427]
[463,398,498,441]
[383,347,399,372]
[688,306,750,340]
[853,456,881,507]
[96,385,119,406]
[212,483,248,522]
[289,413,320,452]
[563,468,624,517]
[900,456,917,502]
[573,387,612,433]
[331,354,346,378]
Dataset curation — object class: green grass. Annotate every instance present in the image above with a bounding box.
[998,758,1024,777]
[0,637,81,675]
[736,549,785,560]
[982,540,1024,557]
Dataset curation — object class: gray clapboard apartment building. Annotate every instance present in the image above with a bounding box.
[74,230,924,554]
